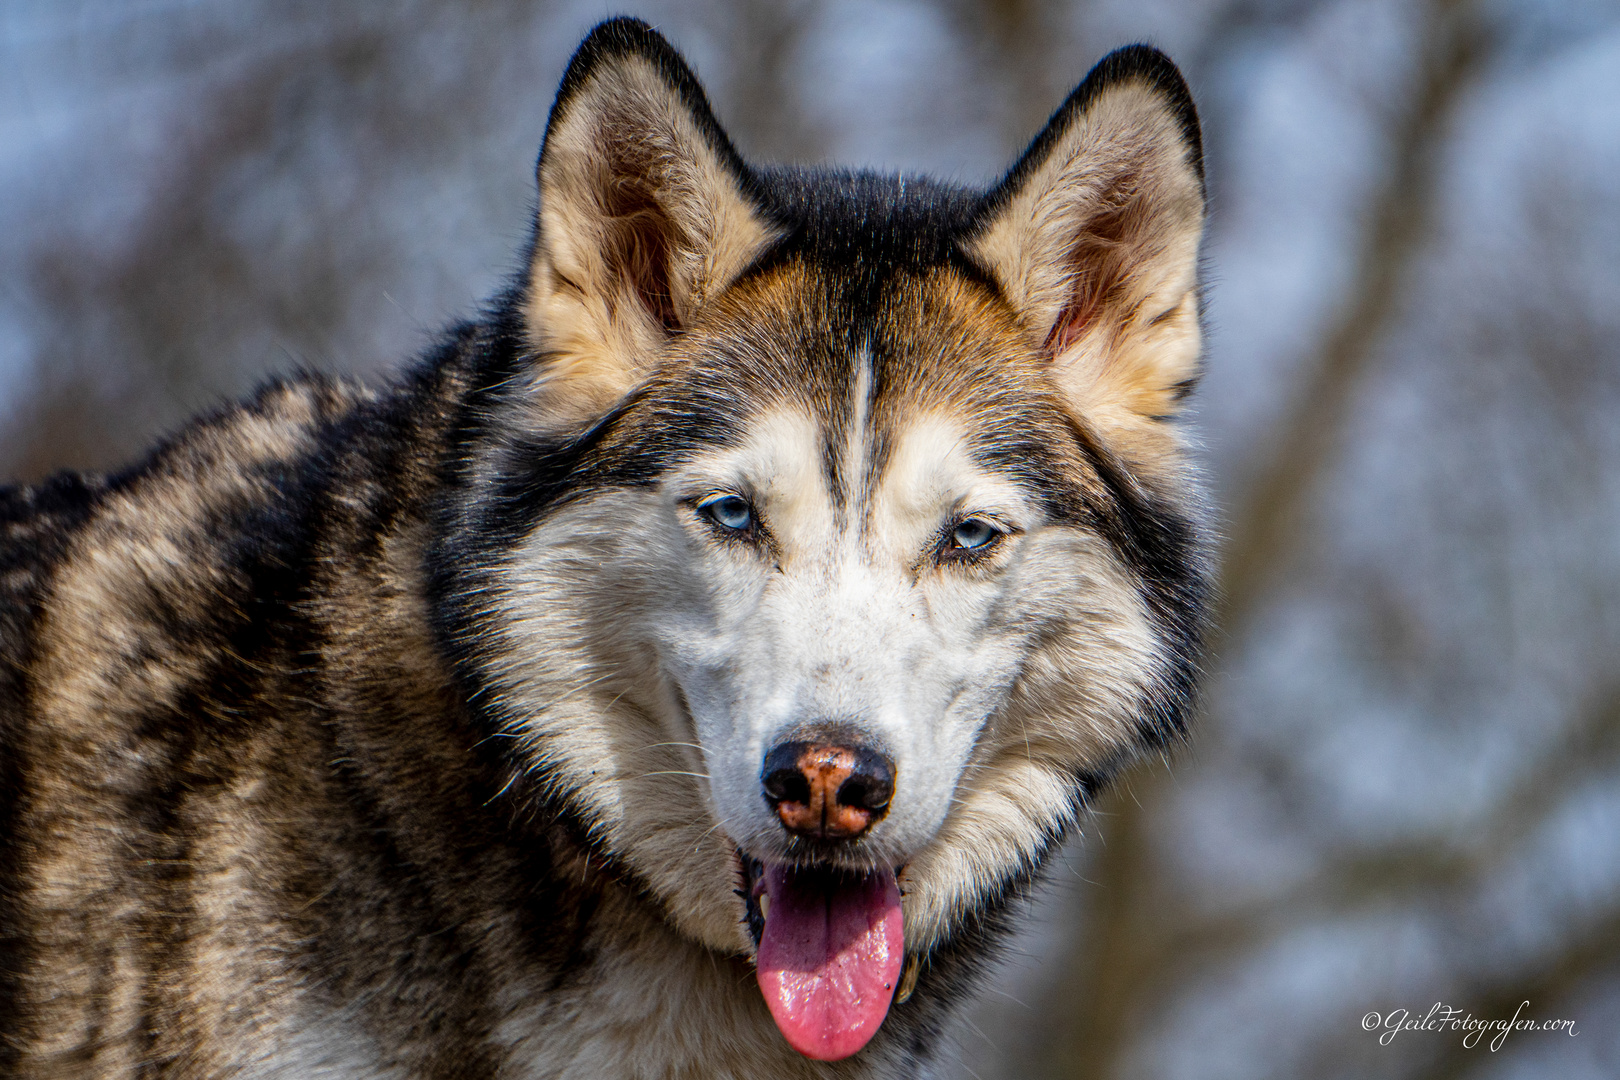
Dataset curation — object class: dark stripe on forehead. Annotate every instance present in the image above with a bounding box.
[821,403,844,516]
[816,344,855,518]
[823,341,886,520]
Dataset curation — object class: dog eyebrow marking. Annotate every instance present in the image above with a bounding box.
[844,345,875,530]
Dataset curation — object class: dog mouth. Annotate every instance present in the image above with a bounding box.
[737,852,905,1061]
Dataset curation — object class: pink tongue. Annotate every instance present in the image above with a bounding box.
[756,865,904,1061]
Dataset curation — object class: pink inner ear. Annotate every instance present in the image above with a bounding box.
[1043,197,1142,359]
[1045,291,1097,357]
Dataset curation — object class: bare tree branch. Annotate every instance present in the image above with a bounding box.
[1407,905,1620,1080]
[1217,0,1491,639]
[1030,771,1166,1080]
[1163,683,1620,969]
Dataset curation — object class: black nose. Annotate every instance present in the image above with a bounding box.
[762,740,895,840]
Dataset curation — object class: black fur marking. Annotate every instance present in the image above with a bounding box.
[1063,417,1207,744]
[757,168,981,274]
[130,463,327,1062]
[0,472,108,1043]
[544,18,776,220]
[975,42,1204,228]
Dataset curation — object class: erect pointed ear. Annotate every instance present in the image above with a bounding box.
[523,19,780,431]
[967,45,1205,463]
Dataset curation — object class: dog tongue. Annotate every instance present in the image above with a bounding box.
[756,865,904,1061]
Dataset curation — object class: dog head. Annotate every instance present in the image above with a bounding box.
[438,17,1208,1061]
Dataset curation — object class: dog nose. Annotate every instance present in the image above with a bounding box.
[761,741,895,840]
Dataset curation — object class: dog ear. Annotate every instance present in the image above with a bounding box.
[967,46,1204,463]
[523,18,779,430]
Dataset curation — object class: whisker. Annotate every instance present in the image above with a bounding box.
[482,770,522,807]
[952,1053,987,1080]
[692,819,727,853]
[472,672,620,748]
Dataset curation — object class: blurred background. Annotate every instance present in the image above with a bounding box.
[3,0,1618,1076]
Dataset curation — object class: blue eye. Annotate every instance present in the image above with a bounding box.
[700,495,754,532]
[950,518,998,551]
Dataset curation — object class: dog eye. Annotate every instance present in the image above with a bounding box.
[949,518,999,551]
[699,495,754,532]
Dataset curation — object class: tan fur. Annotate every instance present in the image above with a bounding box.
[967,80,1205,482]
[521,54,781,437]
[15,381,369,1068]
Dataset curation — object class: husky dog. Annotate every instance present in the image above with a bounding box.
[0,17,1209,1078]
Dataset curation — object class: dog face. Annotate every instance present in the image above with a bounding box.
[439,20,1208,1061]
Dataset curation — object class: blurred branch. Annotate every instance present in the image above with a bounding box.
[1408,905,1620,1080]
[1217,0,1491,639]
[1167,682,1620,964]
[697,0,819,161]
[3,11,402,480]
[940,0,1078,164]
[1033,774,1160,1080]
[1189,0,1336,77]
[1285,895,1620,1080]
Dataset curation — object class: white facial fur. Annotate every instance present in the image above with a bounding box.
[654,405,1036,872]
[485,380,1162,956]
